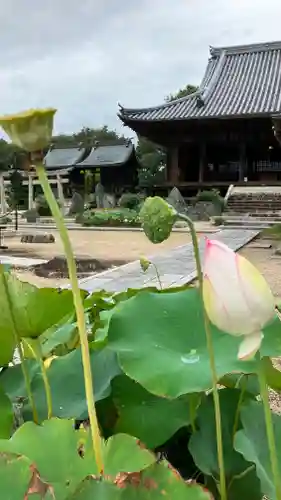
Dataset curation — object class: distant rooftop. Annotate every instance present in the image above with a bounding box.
[76,141,135,168]
[44,147,87,169]
[119,40,281,122]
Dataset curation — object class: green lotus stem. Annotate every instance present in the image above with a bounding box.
[16,342,38,423]
[152,263,162,290]
[178,213,227,500]
[232,378,246,442]
[24,338,52,420]
[257,354,281,499]
[189,399,197,433]
[39,358,52,419]
[35,163,104,475]
[1,269,38,423]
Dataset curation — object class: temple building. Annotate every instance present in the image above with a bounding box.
[74,140,138,192]
[43,140,138,193]
[0,141,139,213]
[119,41,281,195]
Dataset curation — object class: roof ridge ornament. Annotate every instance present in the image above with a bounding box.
[196,95,205,108]
[210,40,281,57]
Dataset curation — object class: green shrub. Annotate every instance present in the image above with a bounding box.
[195,189,225,214]
[78,209,141,227]
[83,212,111,227]
[35,194,52,216]
[35,194,62,216]
[211,215,225,226]
[262,223,281,239]
[119,193,143,211]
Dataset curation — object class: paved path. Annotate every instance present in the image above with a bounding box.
[7,223,216,234]
[0,255,47,267]
[78,229,259,293]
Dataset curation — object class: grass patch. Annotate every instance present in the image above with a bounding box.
[261,224,281,240]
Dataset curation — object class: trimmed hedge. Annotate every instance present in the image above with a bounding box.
[76,209,141,227]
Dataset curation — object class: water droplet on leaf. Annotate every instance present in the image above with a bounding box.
[181,350,200,364]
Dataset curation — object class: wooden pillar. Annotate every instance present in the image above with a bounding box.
[28,174,33,210]
[199,142,206,183]
[239,142,247,181]
[168,147,180,184]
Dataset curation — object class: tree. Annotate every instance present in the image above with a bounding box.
[74,126,126,145]
[0,140,28,172]
[165,84,198,102]
[51,134,74,147]
[137,137,166,187]
[52,126,127,149]
[137,83,198,187]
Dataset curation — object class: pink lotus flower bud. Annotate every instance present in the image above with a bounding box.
[203,239,275,360]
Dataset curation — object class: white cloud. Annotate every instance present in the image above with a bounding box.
[0,0,280,136]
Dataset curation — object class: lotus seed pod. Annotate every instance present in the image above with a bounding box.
[140,196,177,244]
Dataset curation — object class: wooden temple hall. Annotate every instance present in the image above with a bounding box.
[119,41,281,194]
[43,140,138,192]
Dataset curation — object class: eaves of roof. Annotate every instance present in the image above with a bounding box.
[75,142,134,168]
[44,147,87,169]
[119,40,281,122]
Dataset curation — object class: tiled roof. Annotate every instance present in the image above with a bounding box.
[44,147,86,169]
[75,142,134,168]
[119,41,281,122]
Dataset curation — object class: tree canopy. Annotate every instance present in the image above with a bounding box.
[52,126,126,149]
[0,140,28,172]
[165,84,198,102]
[136,138,166,187]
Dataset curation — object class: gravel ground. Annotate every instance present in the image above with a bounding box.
[7,229,194,288]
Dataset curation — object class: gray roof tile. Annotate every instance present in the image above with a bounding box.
[44,147,86,169]
[119,41,281,122]
[76,142,134,168]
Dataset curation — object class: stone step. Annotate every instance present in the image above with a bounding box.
[225,213,280,218]
[224,220,273,226]
[221,224,269,230]
[222,219,280,229]
[226,204,281,211]
[228,202,281,206]
[228,199,281,205]
[225,216,281,222]
[228,195,281,201]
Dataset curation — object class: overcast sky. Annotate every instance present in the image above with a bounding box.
[0,0,281,138]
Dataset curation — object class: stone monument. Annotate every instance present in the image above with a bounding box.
[68,191,84,216]
[95,182,105,209]
[103,194,116,209]
[166,187,187,214]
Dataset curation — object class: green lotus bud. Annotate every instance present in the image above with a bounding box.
[140,256,151,272]
[0,108,57,153]
[139,196,177,244]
